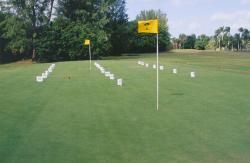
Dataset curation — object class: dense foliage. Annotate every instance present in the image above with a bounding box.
[172,26,250,51]
[0,0,171,63]
[126,10,171,53]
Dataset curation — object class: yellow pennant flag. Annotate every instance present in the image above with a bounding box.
[138,19,159,34]
[84,39,90,45]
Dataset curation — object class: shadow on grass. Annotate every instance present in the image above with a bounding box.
[170,93,184,96]
[102,54,141,60]
[101,52,171,60]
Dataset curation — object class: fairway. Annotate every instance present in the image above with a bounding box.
[1,50,250,162]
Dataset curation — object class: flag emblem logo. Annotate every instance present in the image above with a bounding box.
[138,19,159,34]
[84,39,90,45]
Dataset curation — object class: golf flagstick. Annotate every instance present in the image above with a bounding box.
[89,44,92,71]
[138,19,159,110]
[156,33,159,111]
[84,39,91,71]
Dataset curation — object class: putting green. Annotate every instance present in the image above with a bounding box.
[0,50,250,162]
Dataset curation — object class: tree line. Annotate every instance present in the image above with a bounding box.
[172,26,250,51]
[0,0,171,63]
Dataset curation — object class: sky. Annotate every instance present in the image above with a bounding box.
[126,0,250,37]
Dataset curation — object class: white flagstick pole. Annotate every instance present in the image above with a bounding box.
[156,33,159,110]
[89,44,92,71]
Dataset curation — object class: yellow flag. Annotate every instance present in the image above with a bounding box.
[84,39,90,45]
[138,19,159,34]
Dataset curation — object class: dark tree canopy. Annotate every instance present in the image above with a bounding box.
[127,10,171,53]
[0,1,171,63]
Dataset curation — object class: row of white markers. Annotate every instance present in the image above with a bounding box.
[138,61,196,78]
[94,62,123,86]
[36,64,56,82]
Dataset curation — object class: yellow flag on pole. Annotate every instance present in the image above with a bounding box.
[138,19,159,34]
[84,39,90,45]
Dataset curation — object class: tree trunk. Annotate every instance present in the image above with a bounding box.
[48,0,55,23]
[219,39,221,50]
[32,49,35,60]
[32,33,36,60]
[31,4,36,61]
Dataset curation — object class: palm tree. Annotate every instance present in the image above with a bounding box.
[215,29,221,49]
[215,26,225,50]
[242,28,249,50]
[239,27,244,51]
[224,26,231,49]
[234,33,241,51]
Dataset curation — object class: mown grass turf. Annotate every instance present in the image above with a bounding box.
[0,50,250,162]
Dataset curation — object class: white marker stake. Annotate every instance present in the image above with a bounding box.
[117,79,123,86]
[191,72,196,78]
[173,69,177,74]
[36,76,43,82]
[45,71,49,76]
[105,72,111,77]
[48,68,52,73]
[42,73,47,79]
[110,74,115,80]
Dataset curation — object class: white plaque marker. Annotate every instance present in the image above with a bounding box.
[110,75,115,80]
[153,64,156,69]
[160,66,164,70]
[101,69,105,74]
[36,76,43,82]
[173,69,177,74]
[117,79,123,86]
[191,72,196,78]
[105,72,111,77]
[42,73,47,79]
[145,63,149,68]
